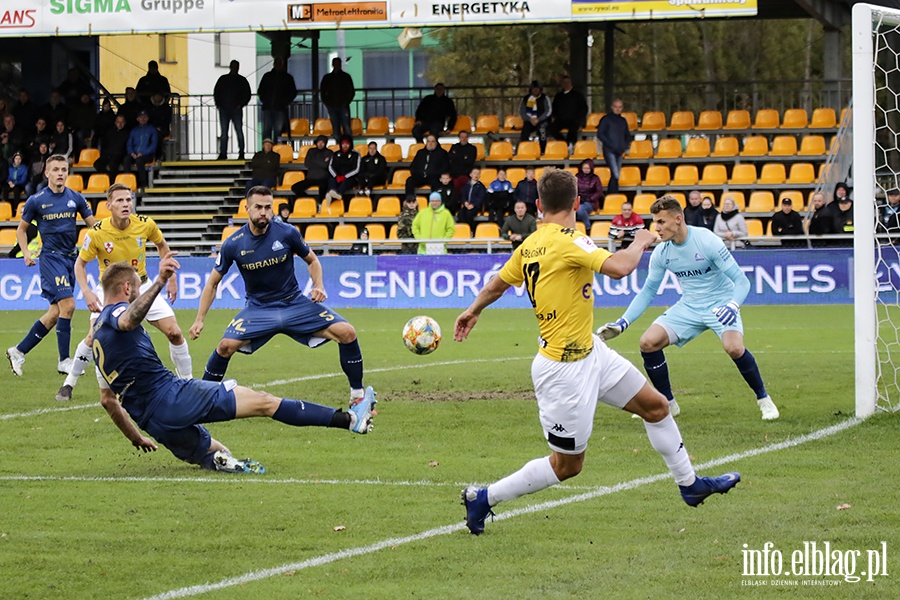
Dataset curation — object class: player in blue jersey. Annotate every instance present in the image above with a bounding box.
[599,196,779,420]
[189,186,372,407]
[93,257,375,473]
[7,155,95,377]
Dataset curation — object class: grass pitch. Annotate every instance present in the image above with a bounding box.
[0,305,897,599]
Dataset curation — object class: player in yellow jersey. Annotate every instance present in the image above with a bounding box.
[55,183,192,401]
[454,169,740,535]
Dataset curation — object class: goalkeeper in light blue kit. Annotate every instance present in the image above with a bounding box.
[599,196,779,420]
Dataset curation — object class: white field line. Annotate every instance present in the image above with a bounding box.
[0,403,98,420]
[140,416,863,600]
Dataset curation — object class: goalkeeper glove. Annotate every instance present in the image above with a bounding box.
[712,301,740,326]
[597,317,629,341]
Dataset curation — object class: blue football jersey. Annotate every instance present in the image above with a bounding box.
[215,221,311,305]
[21,187,92,256]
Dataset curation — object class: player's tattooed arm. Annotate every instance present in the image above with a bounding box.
[118,252,180,331]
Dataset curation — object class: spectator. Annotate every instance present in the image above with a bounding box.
[833,181,851,207]
[833,193,854,244]
[94,115,129,182]
[117,87,143,129]
[12,90,39,138]
[405,134,449,197]
[214,60,252,161]
[29,117,52,157]
[273,203,292,224]
[575,158,603,231]
[26,142,50,196]
[2,114,25,158]
[513,166,538,215]
[879,188,900,243]
[714,195,748,248]
[609,200,646,249]
[432,172,456,214]
[3,152,28,207]
[123,110,158,189]
[501,200,537,251]
[348,227,370,255]
[320,57,354,143]
[698,196,718,231]
[448,130,477,194]
[324,135,361,209]
[245,138,280,193]
[94,98,117,146]
[0,132,13,163]
[68,93,96,152]
[486,168,514,225]
[147,93,172,160]
[808,191,836,245]
[550,76,588,151]
[257,57,297,143]
[456,167,486,230]
[397,195,420,254]
[136,60,171,103]
[596,98,631,194]
[519,80,552,153]
[49,120,74,163]
[292,135,332,205]
[412,83,457,143]
[358,141,387,195]
[412,191,456,254]
[682,190,705,227]
[57,68,93,106]
[42,89,68,128]
[771,196,805,247]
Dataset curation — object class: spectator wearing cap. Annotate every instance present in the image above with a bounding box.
[771,196,805,248]
[880,188,900,243]
[597,98,631,194]
[323,135,361,210]
[292,134,333,205]
[245,138,280,193]
[833,189,854,245]
[123,110,158,189]
[519,80,552,153]
[397,195,420,254]
[412,191,456,255]
[412,83,458,143]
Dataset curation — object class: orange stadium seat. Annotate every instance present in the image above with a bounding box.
[786,163,816,184]
[351,118,364,138]
[506,167,526,186]
[780,190,806,211]
[740,136,769,157]
[290,118,310,137]
[655,138,682,159]
[366,223,386,240]
[404,143,424,161]
[683,137,710,158]
[65,174,84,192]
[319,200,344,218]
[233,199,249,218]
[810,108,837,129]
[487,141,514,161]
[596,166,611,186]
[601,193,627,215]
[280,171,304,191]
[346,197,373,217]
[643,165,671,186]
[0,202,12,222]
[451,115,473,133]
[747,191,775,213]
[746,219,765,237]
[474,222,501,239]
[220,225,240,242]
[74,148,100,168]
[699,164,728,186]
[387,170,410,190]
[781,108,808,129]
[639,111,666,131]
[501,114,524,133]
[296,145,312,163]
[769,136,798,156]
[480,168,498,183]
[515,141,541,161]
[622,112,638,131]
[542,141,568,160]
[473,142,486,161]
[590,221,611,238]
[572,140,599,160]
[798,135,827,156]
[696,110,723,130]
[720,191,746,210]
[272,144,294,163]
[303,224,329,242]
[380,143,402,163]
[752,109,780,129]
[618,166,642,187]
[585,112,604,132]
[393,116,415,135]
[452,223,472,240]
[758,163,787,185]
[332,224,358,244]
[668,111,695,131]
[711,136,739,157]
[366,116,389,136]
[85,174,110,194]
[291,198,317,219]
[627,139,653,159]
[115,173,137,191]
[0,228,18,247]
[672,165,699,186]
[373,196,401,217]
[473,114,500,134]
[632,193,657,214]
[313,119,332,137]
[728,164,757,185]
[723,110,751,130]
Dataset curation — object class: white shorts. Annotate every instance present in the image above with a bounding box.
[90,279,175,323]
[532,334,646,455]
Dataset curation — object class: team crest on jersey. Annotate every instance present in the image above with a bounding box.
[694,253,704,261]
[272,240,284,251]
[104,241,114,253]
[136,237,143,248]
[67,200,76,208]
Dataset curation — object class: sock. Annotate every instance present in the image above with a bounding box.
[338,339,364,390]
[17,320,50,354]
[56,318,71,360]
[63,340,94,388]
[272,398,337,427]
[202,350,230,382]
[200,451,218,471]
[643,415,695,486]
[733,349,768,399]
[642,350,674,401]
[329,409,352,429]
[169,341,193,379]
[487,456,560,506]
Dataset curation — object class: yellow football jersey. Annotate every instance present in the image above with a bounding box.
[79,214,164,280]
[499,223,612,362]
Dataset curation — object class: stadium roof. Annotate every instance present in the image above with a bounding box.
[757,0,900,25]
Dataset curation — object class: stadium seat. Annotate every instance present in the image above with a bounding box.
[380,143,403,163]
[115,173,138,191]
[332,224,358,244]
[752,109,780,129]
[416,196,428,210]
[720,191,746,210]
[740,136,769,156]
[354,143,368,157]
[584,112,604,132]
[451,115,473,133]
[668,111,695,130]
[303,224,329,242]
[366,223,386,240]
[86,174,110,194]
[388,224,399,239]
[279,171,304,191]
[780,190,806,211]
[543,140,568,160]
[618,166,642,188]
[487,141,514,161]
[351,118,364,138]
[327,143,340,153]
[0,202,12,222]
[696,110,723,130]
[296,145,312,163]
[393,116,415,135]
[601,193,627,215]
[711,136,739,157]
[746,219,765,237]
[74,148,100,168]
[810,107,837,129]
[669,192,687,207]
[346,196,373,217]
[313,119,333,137]
[627,139,653,159]
[699,164,728,186]
[770,136,798,156]
[758,163,787,185]
[515,141,541,161]
[387,170,411,190]
[373,196,401,217]
[220,225,240,242]
[590,221,611,238]
[632,193,657,214]
[273,198,289,214]
[319,201,344,218]
[622,112,638,131]
[781,108,808,129]
[291,198,317,219]
[643,165,671,187]
[655,138,682,159]
[290,118,310,137]
[747,191,775,213]
[501,114,524,133]
[571,140,599,160]
[366,116,389,136]
[233,199,249,218]
[474,222,501,239]
[272,144,294,163]
[728,164,757,185]
[596,166,611,186]
[724,110,751,129]
[506,167,526,186]
[404,143,424,161]
[672,165,699,186]
[452,223,472,239]
[480,168,498,183]
[65,174,84,192]
[683,137,710,158]
[77,227,89,247]
[639,111,666,131]
[473,142,486,161]
[798,135,827,156]
[786,162,816,184]
[473,114,500,134]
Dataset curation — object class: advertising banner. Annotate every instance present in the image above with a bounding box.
[0,248,858,311]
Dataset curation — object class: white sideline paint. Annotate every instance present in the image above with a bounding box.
[140,417,863,600]
[0,403,98,420]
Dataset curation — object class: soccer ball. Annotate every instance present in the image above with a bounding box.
[402,315,442,355]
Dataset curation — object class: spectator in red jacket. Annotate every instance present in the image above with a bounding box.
[609,201,646,248]
[575,159,603,231]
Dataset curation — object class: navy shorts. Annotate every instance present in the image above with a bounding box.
[39,252,76,304]
[142,379,238,465]
[223,295,347,354]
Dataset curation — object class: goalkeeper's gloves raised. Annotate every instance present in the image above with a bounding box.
[597,317,629,341]
[712,301,740,326]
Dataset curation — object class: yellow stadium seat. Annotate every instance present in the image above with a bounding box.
[543,140,568,160]
[632,193,657,214]
[684,137,710,158]
[86,174,110,193]
[643,165,670,187]
[473,114,500,134]
[77,227,90,247]
[720,191,746,210]
[747,191,775,213]
[0,228,17,246]
[480,168,498,184]
[627,139,653,159]
[332,224,358,244]
[798,135,826,156]
[313,119,332,137]
[291,197,318,219]
[786,163,816,184]
[365,116,389,136]
[233,199,249,218]
[273,198,289,214]
[571,140,599,160]
[618,166,642,188]
[416,196,428,210]
[669,192,687,208]
[474,222,501,239]
[655,138,682,159]
[752,109,780,129]
[585,112,604,132]
[596,166,611,186]
[404,143,424,161]
[393,116,415,135]
[672,165,699,186]
[728,164,757,185]
[590,221,612,238]
[639,111,666,131]
[388,224,399,239]
[740,136,769,157]
[601,193,627,215]
[453,223,472,239]
[373,196,401,217]
[296,145,312,163]
[365,223,386,240]
[319,201,344,218]
[498,115,522,134]
[303,224,329,242]
[473,142,485,161]
[279,171,304,191]
[780,190,806,211]
[451,115,473,133]
[220,225,240,242]
[346,197,372,217]
[810,108,837,129]
[711,136,739,157]
[696,111,723,130]
[723,110,751,129]
[515,141,541,161]
[354,143,369,157]
[114,173,137,191]
[387,170,411,190]
[65,174,84,192]
[506,167,526,186]
[699,164,728,186]
[781,108,808,129]
[290,118,310,137]
[622,112,638,131]
[0,202,11,222]
[74,148,100,168]
[272,144,294,163]
[380,143,402,163]
[758,163,787,185]
[746,219,765,237]
[668,111,695,131]
[770,136,798,156]
[487,141,514,161]
[574,222,587,235]
[351,118,364,138]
